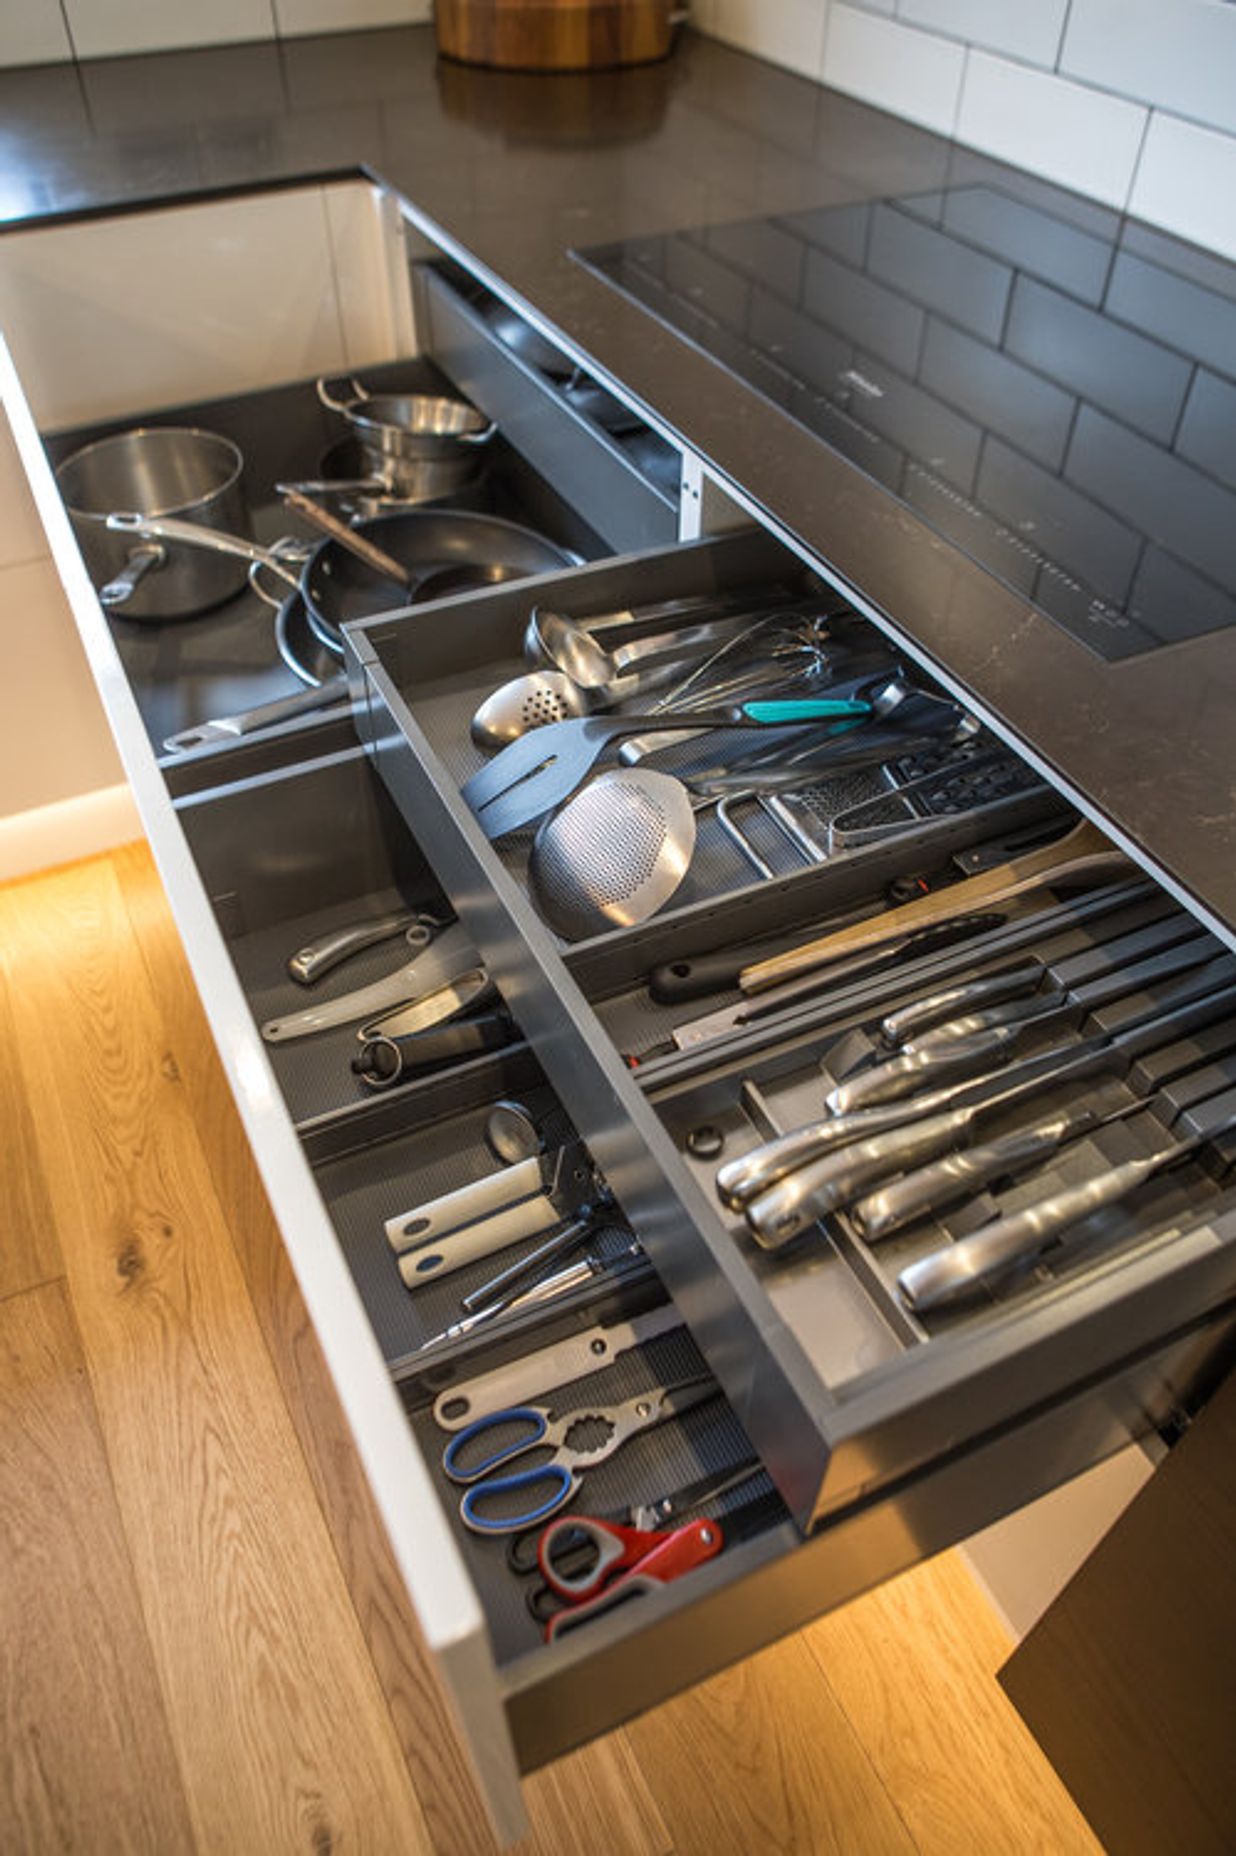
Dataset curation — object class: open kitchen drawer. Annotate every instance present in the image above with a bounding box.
[12,281,1236,1846]
[348,518,1236,1530]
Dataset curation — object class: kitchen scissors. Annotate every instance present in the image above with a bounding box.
[532,1479,785,1640]
[442,1373,719,1534]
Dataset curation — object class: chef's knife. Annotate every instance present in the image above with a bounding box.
[716,977,1236,1212]
[827,938,1224,1114]
[898,1112,1235,1313]
[742,981,1236,1248]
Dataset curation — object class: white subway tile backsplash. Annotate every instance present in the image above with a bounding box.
[62,0,275,61]
[822,5,964,137]
[898,0,1068,71]
[956,50,1147,209]
[0,0,73,66]
[273,0,429,35]
[1062,0,1236,140]
[1130,112,1236,264]
[709,0,829,80]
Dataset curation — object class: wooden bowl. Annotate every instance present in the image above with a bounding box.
[435,0,675,71]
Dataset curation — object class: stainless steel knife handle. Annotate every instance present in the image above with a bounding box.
[745,1108,968,1249]
[825,1024,1026,1114]
[714,1096,940,1210]
[880,961,1045,1044]
[852,1109,1091,1243]
[897,1144,1194,1312]
[289,911,434,985]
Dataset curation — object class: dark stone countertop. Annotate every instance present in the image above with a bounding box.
[2,24,1234,939]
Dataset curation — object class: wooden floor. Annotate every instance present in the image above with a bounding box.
[0,843,1104,1855]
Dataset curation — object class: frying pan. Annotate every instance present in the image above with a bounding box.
[106,507,579,655]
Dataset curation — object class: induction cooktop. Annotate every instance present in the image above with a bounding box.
[578,184,1236,663]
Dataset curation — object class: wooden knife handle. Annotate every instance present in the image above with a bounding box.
[280,487,413,587]
[740,821,1128,995]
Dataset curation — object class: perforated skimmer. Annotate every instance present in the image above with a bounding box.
[528,769,697,940]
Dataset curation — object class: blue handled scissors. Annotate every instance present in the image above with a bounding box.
[442,1373,719,1534]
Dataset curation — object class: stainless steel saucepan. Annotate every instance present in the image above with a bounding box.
[317,375,495,503]
[56,425,248,621]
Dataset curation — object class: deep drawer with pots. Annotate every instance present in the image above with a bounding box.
[349,523,1236,1533]
[13,256,1236,1844]
[45,359,611,771]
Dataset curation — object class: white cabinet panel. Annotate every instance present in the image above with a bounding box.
[956,50,1147,210]
[272,0,430,33]
[822,5,964,137]
[0,556,124,815]
[323,183,415,371]
[0,0,73,66]
[0,191,349,428]
[61,0,274,59]
[710,0,829,79]
[0,404,47,568]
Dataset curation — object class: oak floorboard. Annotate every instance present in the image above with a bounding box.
[0,1278,195,1853]
[625,1629,917,1855]
[0,856,435,1855]
[0,935,62,1301]
[110,837,674,1856]
[803,1552,1104,1855]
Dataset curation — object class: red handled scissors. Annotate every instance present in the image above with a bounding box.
[536,1511,727,1640]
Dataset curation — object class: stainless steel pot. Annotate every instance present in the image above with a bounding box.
[56,426,248,621]
[282,435,485,516]
[316,377,495,497]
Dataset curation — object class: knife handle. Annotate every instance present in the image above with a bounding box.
[852,1111,1089,1243]
[881,961,1045,1044]
[385,1154,544,1253]
[897,1145,1193,1312]
[714,1093,954,1209]
[745,1108,966,1249]
[398,1192,561,1289]
[825,1024,1025,1114]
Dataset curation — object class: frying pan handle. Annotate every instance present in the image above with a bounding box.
[317,375,369,414]
[99,544,165,608]
[106,512,303,588]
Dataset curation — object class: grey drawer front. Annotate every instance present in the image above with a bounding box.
[419,263,679,555]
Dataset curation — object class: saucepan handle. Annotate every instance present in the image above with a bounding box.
[316,375,368,414]
[99,544,165,608]
[106,512,303,589]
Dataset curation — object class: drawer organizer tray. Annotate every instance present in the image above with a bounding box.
[349,522,1236,1529]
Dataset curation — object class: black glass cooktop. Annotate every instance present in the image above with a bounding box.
[578,184,1236,663]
